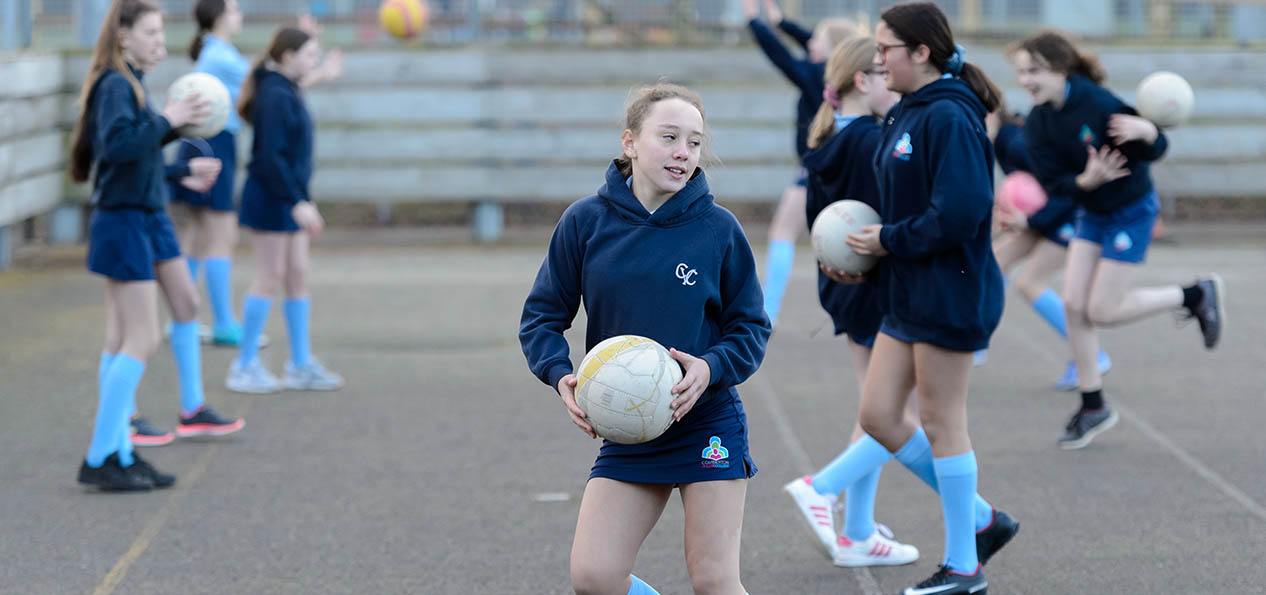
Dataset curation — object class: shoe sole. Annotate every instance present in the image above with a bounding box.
[131,434,175,447]
[226,381,281,394]
[176,419,246,438]
[1059,409,1120,450]
[1206,273,1225,350]
[782,480,835,559]
[834,551,919,567]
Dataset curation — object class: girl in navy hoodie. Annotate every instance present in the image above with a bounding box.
[842,4,1018,593]
[780,35,923,569]
[985,100,1111,392]
[1012,31,1224,450]
[226,26,344,395]
[70,0,243,492]
[519,84,770,595]
[741,0,864,326]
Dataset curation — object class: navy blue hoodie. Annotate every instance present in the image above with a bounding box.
[520,163,771,424]
[242,69,313,206]
[874,79,1003,351]
[994,122,1077,233]
[749,18,825,160]
[802,116,884,339]
[1025,74,1168,214]
[87,65,182,211]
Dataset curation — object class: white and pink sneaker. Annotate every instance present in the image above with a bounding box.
[782,475,837,557]
[832,528,919,567]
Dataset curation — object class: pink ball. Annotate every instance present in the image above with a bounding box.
[999,171,1048,216]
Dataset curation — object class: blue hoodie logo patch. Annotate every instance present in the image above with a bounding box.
[1079,124,1097,146]
[892,133,913,161]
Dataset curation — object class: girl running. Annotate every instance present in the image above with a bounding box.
[780,35,920,568]
[225,26,344,394]
[519,83,770,595]
[1012,30,1224,450]
[71,0,243,491]
[985,99,1111,391]
[741,0,864,327]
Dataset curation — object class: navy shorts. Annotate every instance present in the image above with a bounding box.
[87,208,182,281]
[793,167,808,188]
[239,179,299,232]
[1035,216,1077,248]
[1074,192,1159,264]
[589,392,757,485]
[849,331,877,349]
[170,130,238,212]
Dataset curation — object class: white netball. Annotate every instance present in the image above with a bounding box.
[1136,71,1194,128]
[167,72,231,138]
[575,335,682,445]
[811,199,881,273]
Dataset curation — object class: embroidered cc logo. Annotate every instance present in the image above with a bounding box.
[675,263,698,286]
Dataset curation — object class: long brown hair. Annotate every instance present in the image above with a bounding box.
[614,83,714,179]
[808,35,875,150]
[1009,29,1106,84]
[236,26,311,122]
[880,2,1001,113]
[188,0,226,61]
[69,0,161,183]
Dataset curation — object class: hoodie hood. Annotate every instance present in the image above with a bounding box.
[597,161,716,227]
[896,77,988,122]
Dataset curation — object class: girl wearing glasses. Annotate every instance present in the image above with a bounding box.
[843,3,1019,593]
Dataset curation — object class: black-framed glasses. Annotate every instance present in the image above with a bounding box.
[876,42,907,57]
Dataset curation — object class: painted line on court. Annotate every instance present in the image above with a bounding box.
[93,403,252,595]
[749,372,884,595]
[1004,327,1266,524]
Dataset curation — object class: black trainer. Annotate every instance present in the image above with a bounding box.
[1058,407,1119,450]
[976,509,1019,566]
[130,453,176,488]
[1189,274,1225,350]
[904,565,987,595]
[176,406,245,438]
[78,453,153,491]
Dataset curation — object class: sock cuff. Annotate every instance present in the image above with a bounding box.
[893,427,930,464]
[933,451,978,477]
[284,297,311,306]
[244,294,273,307]
[768,239,795,256]
[112,353,146,374]
[204,256,231,265]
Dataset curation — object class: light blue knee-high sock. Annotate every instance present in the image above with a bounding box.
[628,575,659,595]
[1032,288,1068,339]
[934,452,980,574]
[169,320,205,414]
[843,465,883,542]
[893,428,994,531]
[762,240,795,325]
[204,257,238,332]
[284,297,311,367]
[100,352,133,459]
[186,257,201,287]
[238,295,272,367]
[87,355,144,467]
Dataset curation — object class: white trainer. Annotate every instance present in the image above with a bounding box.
[225,359,281,394]
[833,529,919,567]
[782,475,837,557]
[283,359,345,391]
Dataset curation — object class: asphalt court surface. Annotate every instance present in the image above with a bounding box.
[1,226,1264,594]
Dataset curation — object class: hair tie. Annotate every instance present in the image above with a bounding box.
[945,43,965,76]
[822,85,842,109]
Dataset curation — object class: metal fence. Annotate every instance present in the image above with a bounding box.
[5,0,1266,50]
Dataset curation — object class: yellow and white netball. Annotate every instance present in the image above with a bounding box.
[811,199,882,273]
[167,73,230,138]
[379,0,428,39]
[1136,71,1194,128]
[575,335,682,445]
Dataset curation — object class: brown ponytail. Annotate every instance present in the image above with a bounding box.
[69,0,160,183]
[1009,29,1106,84]
[236,26,310,122]
[807,35,875,149]
[880,2,1001,113]
[188,0,226,61]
